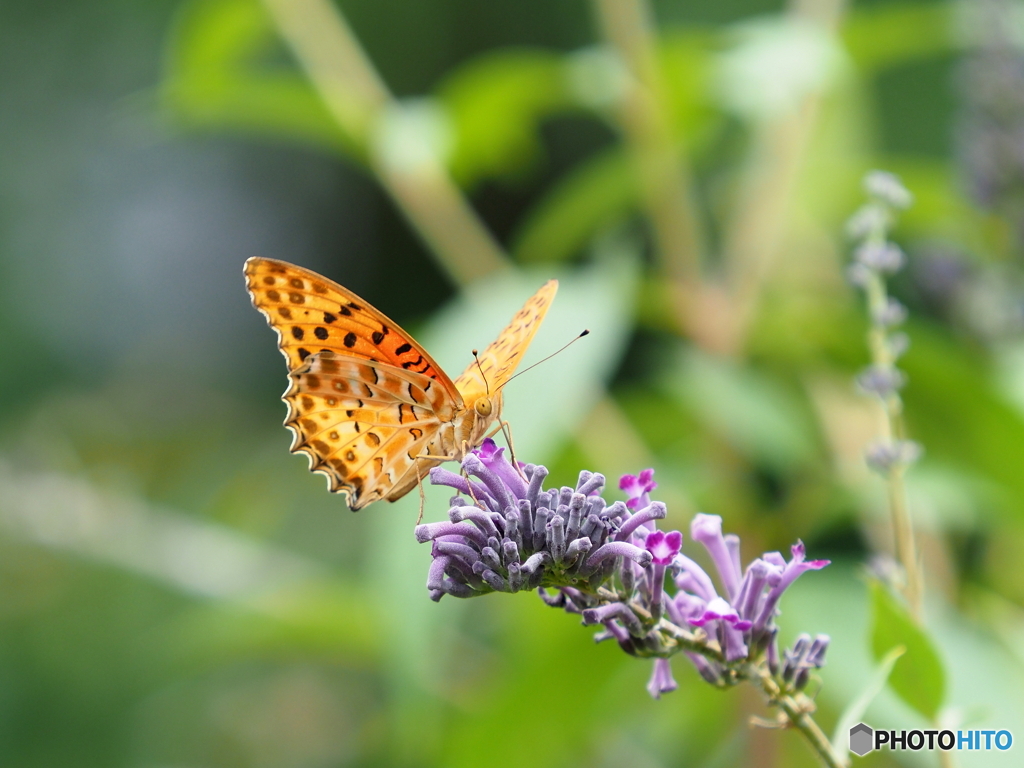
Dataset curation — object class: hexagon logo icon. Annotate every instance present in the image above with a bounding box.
[849,722,874,757]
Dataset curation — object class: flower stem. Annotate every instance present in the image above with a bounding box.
[755,668,850,768]
[589,0,705,312]
[652,611,848,768]
[260,0,509,284]
[862,242,923,620]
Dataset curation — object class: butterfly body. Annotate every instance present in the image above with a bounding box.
[244,257,556,510]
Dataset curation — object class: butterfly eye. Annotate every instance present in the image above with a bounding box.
[474,398,493,417]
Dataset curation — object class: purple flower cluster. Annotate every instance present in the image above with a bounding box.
[416,440,655,598]
[415,440,831,698]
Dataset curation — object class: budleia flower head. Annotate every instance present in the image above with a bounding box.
[417,439,653,599]
[416,447,831,699]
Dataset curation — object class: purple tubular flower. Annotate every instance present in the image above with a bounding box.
[586,541,653,569]
[428,467,490,503]
[646,658,678,699]
[672,554,718,601]
[691,514,742,600]
[616,502,667,540]
[475,438,528,498]
[782,633,831,690]
[583,602,643,637]
[415,520,488,548]
[687,596,751,631]
[753,541,830,636]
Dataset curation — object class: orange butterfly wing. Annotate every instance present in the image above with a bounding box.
[245,257,464,509]
[453,279,558,404]
[285,352,455,509]
[244,257,460,388]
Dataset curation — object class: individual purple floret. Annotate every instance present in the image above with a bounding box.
[620,469,657,510]
[415,449,831,699]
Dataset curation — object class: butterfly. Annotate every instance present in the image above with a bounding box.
[244,257,557,510]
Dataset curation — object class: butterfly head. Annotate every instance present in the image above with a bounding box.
[451,391,503,457]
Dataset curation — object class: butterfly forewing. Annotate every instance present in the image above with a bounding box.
[245,258,461,393]
[454,279,558,401]
[285,353,453,509]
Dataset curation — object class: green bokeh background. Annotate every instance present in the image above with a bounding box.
[2,0,1024,766]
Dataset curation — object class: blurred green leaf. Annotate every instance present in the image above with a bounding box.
[843,3,953,75]
[436,49,574,187]
[164,579,382,667]
[869,580,946,721]
[513,148,636,263]
[663,348,819,471]
[881,156,998,256]
[162,0,358,156]
[832,644,905,755]
[903,322,1024,523]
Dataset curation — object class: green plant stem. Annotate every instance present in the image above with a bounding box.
[863,267,923,620]
[724,0,848,356]
[754,668,850,768]
[590,0,705,313]
[603,600,846,768]
[261,0,509,284]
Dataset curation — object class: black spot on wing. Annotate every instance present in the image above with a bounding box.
[401,355,424,370]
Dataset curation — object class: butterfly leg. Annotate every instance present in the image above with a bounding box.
[495,419,528,481]
[409,453,438,525]
[416,471,426,525]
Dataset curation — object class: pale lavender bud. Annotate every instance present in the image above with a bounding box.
[846,203,889,239]
[856,365,906,397]
[888,331,910,359]
[865,440,922,474]
[616,502,667,540]
[864,170,913,209]
[855,242,906,273]
[586,541,653,569]
[873,297,908,327]
[582,602,644,637]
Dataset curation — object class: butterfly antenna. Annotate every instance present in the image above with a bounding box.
[472,349,491,394]
[495,330,590,393]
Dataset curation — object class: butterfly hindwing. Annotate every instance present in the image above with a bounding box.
[285,352,453,509]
